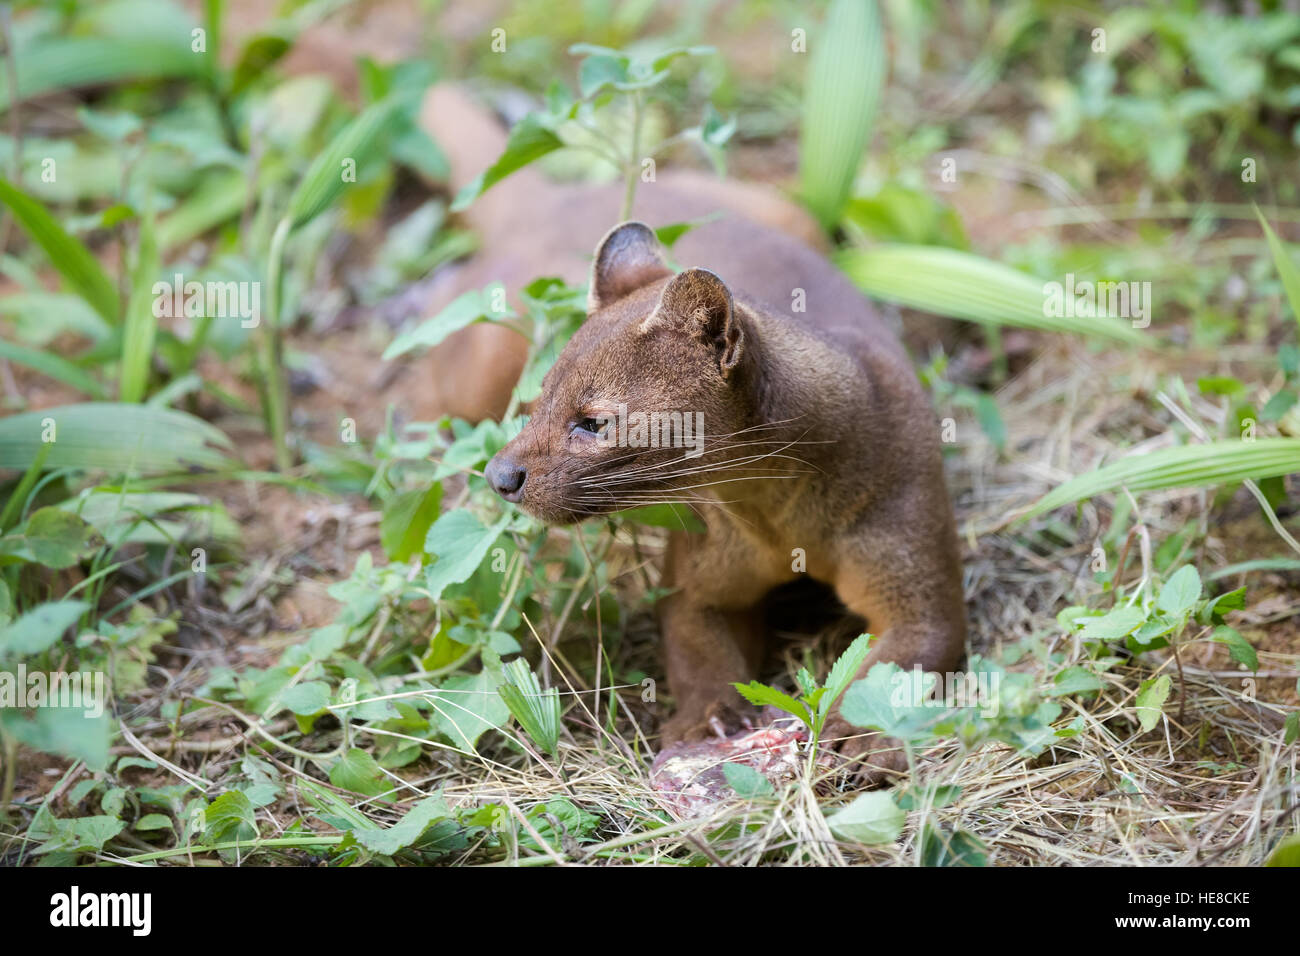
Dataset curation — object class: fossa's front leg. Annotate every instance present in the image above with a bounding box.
[656,531,771,745]
[822,504,967,782]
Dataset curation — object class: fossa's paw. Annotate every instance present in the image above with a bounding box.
[820,715,908,788]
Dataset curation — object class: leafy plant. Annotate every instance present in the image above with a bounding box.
[1060,564,1255,690]
[830,654,1066,862]
[497,658,562,756]
[451,43,725,221]
[733,632,873,759]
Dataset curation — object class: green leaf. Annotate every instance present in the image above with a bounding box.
[974,391,1007,451]
[286,94,408,229]
[0,339,106,398]
[0,402,234,473]
[156,168,248,252]
[1075,606,1148,640]
[578,53,629,98]
[451,113,564,211]
[1212,626,1258,672]
[732,680,811,726]
[1128,614,1178,649]
[1261,390,1299,422]
[33,814,124,855]
[838,245,1145,344]
[204,791,258,843]
[0,599,89,655]
[1021,439,1300,521]
[843,183,969,248]
[6,508,104,570]
[78,107,143,143]
[1156,565,1202,616]
[648,45,716,72]
[230,33,291,96]
[431,666,511,750]
[0,35,204,112]
[919,824,987,866]
[278,681,331,716]
[134,813,173,832]
[0,177,119,323]
[798,0,885,230]
[1265,832,1300,867]
[118,215,160,402]
[820,633,874,719]
[615,503,706,533]
[722,762,774,799]
[383,283,513,360]
[296,777,372,832]
[897,784,962,811]
[329,748,392,799]
[1284,712,1299,747]
[424,510,510,601]
[839,662,937,742]
[0,707,111,772]
[380,483,443,561]
[695,104,736,175]
[101,787,127,818]
[654,216,717,250]
[826,790,905,845]
[1048,666,1105,697]
[1197,376,1244,396]
[348,794,451,856]
[0,445,48,534]
[1135,675,1172,732]
[1198,586,1246,624]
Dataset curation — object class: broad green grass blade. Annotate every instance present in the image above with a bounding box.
[798,0,886,231]
[1208,558,1300,580]
[1020,438,1300,521]
[119,218,161,402]
[1254,205,1300,336]
[286,94,408,229]
[0,178,119,323]
[0,340,105,398]
[837,245,1146,344]
[0,403,234,473]
[0,37,204,111]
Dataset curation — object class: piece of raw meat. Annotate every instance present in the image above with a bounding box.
[650,713,828,819]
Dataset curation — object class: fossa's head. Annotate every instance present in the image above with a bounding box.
[485,222,757,524]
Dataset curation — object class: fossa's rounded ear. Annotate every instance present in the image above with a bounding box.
[588,222,671,312]
[641,268,743,376]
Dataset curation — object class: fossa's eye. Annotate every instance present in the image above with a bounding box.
[574,417,606,436]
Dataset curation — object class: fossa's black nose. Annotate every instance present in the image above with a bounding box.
[485,454,527,501]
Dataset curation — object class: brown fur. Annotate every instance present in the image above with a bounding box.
[483,220,967,776]
[426,87,966,777]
